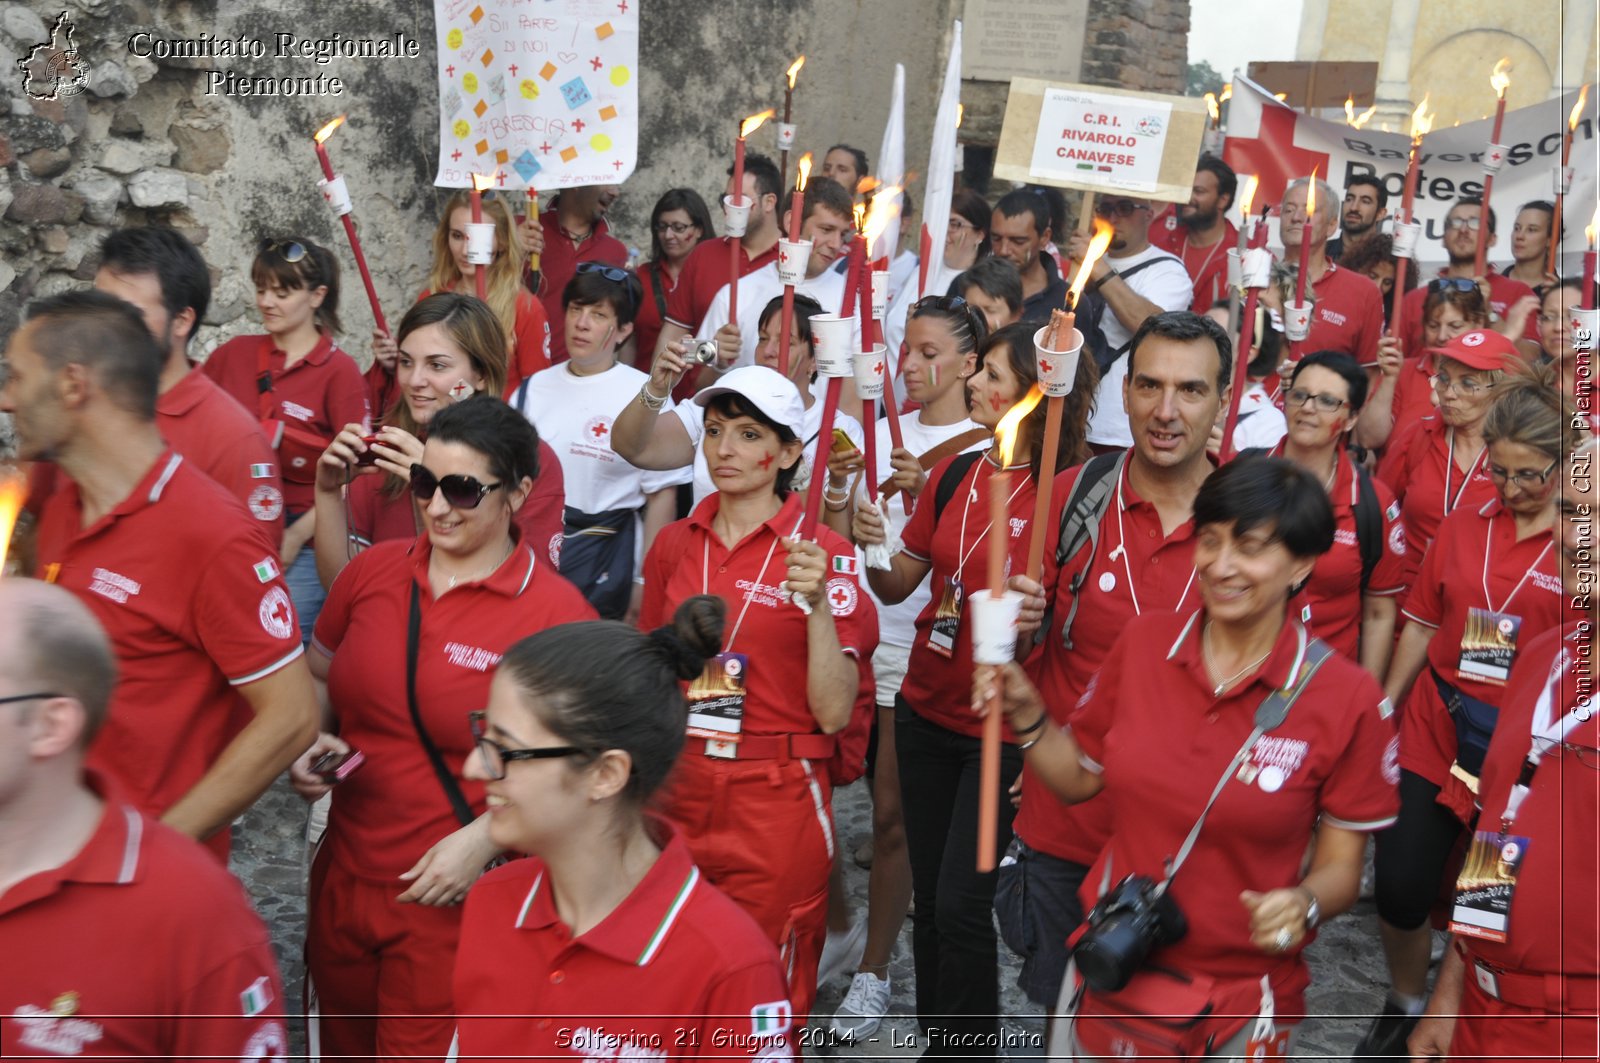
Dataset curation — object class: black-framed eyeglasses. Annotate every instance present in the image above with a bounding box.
[0,692,64,708]
[1487,459,1559,488]
[1285,387,1349,413]
[911,294,986,340]
[1429,278,1479,294]
[259,239,308,263]
[1094,199,1146,218]
[653,221,696,236]
[469,710,589,780]
[575,261,640,315]
[409,464,503,509]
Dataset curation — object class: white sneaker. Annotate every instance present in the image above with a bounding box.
[815,918,867,988]
[830,971,891,1041]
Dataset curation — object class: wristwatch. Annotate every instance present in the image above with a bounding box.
[1302,889,1321,930]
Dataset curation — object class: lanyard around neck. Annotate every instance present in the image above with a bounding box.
[954,456,1027,582]
[1480,513,1553,616]
[1112,461,1196,616]
[701,513,792,654]
[1500,646,1594,829]
[1444,430,1486,517]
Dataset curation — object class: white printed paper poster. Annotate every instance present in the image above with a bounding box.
[1029,87,1172,193]
[433,0,639,189]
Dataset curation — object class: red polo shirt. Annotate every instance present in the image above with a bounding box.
[664,237,782,334]
[1073,610,1399,1015]
[1398,500,1564,788]
[0,778,288,1061]
[1397,270,1539,357]
[1377,417,1497,586]
[1298,263,1386,367]
[453,821,794,1061]
[899,453,1057,739]
[1389,355,1438,444]
[1018,453,1201,865]
[344,440,568,568]
[632,260,677,370]
[202,332,370,512]
[1150,219,1238,314]
[313,533,596,882]
[33,452,304,859]
[537,210,628,364]
[639,493,877,737]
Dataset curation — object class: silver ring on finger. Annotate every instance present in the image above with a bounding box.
[1274,927,1292,952]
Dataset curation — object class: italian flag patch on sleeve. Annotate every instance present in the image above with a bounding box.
[831,555,858,576]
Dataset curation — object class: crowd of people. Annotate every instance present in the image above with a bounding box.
[0,132,1596,1063]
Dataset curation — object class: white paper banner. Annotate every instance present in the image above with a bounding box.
[1030,86,1173,193]
[432,0,639,190]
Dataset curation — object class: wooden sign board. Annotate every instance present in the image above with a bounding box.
[994,78,1207,205]
[1247,61,1378,109]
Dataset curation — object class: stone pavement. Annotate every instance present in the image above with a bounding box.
[233,775,1396,1059]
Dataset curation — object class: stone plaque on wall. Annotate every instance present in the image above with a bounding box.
[961,0,1087,83]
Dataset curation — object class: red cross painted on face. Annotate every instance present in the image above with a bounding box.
[828,586,850,608]
[989,393,1005,411]
[591,56,604,71]
[757,452,775,469]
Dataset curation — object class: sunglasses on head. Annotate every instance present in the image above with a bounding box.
[1429,278,1479,294]
[575,261,640,315]
[409,463,503,509]
[1094,199,1146,218]
[259,239,308,263]
[911,294,985,338]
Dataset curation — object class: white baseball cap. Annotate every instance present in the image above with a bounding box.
[693,365,806,439]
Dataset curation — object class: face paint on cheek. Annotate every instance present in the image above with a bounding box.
[449,379,474,400]
[757,452,776,470]
[989,393,1005,412]
[929,363,939,388]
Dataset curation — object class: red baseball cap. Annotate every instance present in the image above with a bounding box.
[1429,329,1522,373]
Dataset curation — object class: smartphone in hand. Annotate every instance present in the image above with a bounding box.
[311,749,365,783]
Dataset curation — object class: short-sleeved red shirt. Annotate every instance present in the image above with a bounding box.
[0,778,289,1061]
[344,439,568,569]
[453,821,794,1062]
[631,260,680,370]
[898,453,1057,739]
[1297,263,1386,367]
[1072,610,1399,1014]
[33,452,305,858]
[202,332,370,512]
[1019,453,1201,864]
[1458,622,1599,993]
[1388,355,1438,444]
[312,534,596,881]
[663,237,782,334]
[1377,417,1497,587]
[1398,500,1564,787]
[640,493,877,737]
[537,210,629,364]
[1397,269,1539,357]
[1149,220,1238,314]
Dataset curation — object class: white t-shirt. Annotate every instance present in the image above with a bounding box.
[1231,381,1288,452]
[1086,246,1195,448]
[695,262,855,368]
[517,362,690,514]
[854,415,987,648]
[674,398,865,505]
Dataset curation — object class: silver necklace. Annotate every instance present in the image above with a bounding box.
[1202,621,1273,696]
[435,541,514,589]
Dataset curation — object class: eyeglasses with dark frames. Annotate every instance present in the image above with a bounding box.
[469,710,589,780]
[1284,387,1350,413]
[1486,459,1559,488]
[1094,199,1147,218]
[0,692,64,708]
[653,221,696,236]
[409,464,503,509]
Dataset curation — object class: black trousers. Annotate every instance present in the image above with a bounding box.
[1373,769,1469,930]
[896,697,1023,1055]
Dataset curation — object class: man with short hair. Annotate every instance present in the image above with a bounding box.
[990,190,1069,322]
[0,290,318,860]
[532,185,628,362]
[0,578,290,1061]
[1150,155,1237,314]
[1327,173,1388,261]
[1077,196,1194,449]
[1395,196,1539,356]
[1276,177,1386,371]
[821,144,870,197]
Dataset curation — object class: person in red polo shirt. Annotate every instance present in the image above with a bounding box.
[3,291,318,861]
[524,185,626,364]
[203,237,370,641]
[640,367,877,1022]
[1410,442,1599,1062]
[1277,177,1386,370]
[1359,280,1491,450]
[313,293,566,588]
[292,395,596,1061]
[631,188,714,367]
[452,598,794,1062]
[982,456,1397,1059]
[1150,154,1238,315]
[0,579,290,1063]
[1395,197,1541,358]
[1357,376,1575,1059]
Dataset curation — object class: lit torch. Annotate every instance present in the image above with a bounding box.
[0,468,24,576]
[469,171,496,300]
[1343,95,1376,128]
[780,55,805,187]
[1583,205,1597,311]
[1223,176,1273,458]
[777,152,813,376]
[1550,85,1590,275]
[1205,93,1220,130]
[728,108,776,328]
[1391,97,1435,329]
[1475,60,1513,275]
[312,116,388,337]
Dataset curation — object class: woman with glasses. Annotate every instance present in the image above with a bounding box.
[1536,278,1589,404]
[451,598,797,1060]
[368,191,551,414]
[1359,276,1493,450]
[852,322,1096,1052]
[203,236,369,642]
[289,395,595,1062]
[633,189,714,369]
[1267,352,1407,677]
[312,293,566,588]
[1357,374,1577,1059]
[1410,441,1599,1063]
[1503,200,1559,292]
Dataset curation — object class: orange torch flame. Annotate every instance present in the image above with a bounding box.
[1410,96,1434,142]
[995,387,1044,465]
[1571,85,1590,131]
[1067,220,1115,308]
[741,109,776,138]
[860,185,903,248]
[1205,93,1219,123]
[956,103,965,128]
[313,115,346,144]
[1490,58,1512,98]
[0,468,25,575]
[471,170,496,193]
[1219,83,1232,104]
[1238,174,1260,218]
[1587,202,1599,246]
[1344,96,1376,128]
[796,152,813,192]
[1305,167,1318,217]
[786,56,805,90]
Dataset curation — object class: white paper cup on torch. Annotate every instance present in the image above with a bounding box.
[464,223,496,265]
[1569,308,1600,352]
[1481,143,1508,176]
[969,589,1024,665]
[1226,248,1243,291]
[723,194,752,238]
[870,269,889,320]
[776,122,797,150]
[1283,302,1314,342]
[776,239,812,286]
[1241,247,1274,289]
[1553,166,1575,196]
[318,175,353,217]
[853,343,888,400]
[811,314,855,377]
[1391,221,1422,260]
[1032,325,1084,398]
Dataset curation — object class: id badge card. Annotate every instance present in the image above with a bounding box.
[1448,830,1531,943]
[1457,608,1521,685]
[686,652,748,759]
[928,577,965,659]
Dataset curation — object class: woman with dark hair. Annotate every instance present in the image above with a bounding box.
[203,236,370,641]
[1505,200,1559,291]
[452,598,796,1060]
[882,188,993,356]
[1537,277,1588,404]
[851,321,1095,1051]
[1357,374,1577,1058]
[289,394,595,1061]
[639,365,878,1022]
[1340,232,1405,307]
[312,292,566,587]
[981,456,1398,1059]
[633,188,714,367]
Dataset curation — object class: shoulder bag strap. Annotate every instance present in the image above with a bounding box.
[407,582,476,827]
[649,262,670,322]
[256,340,276,420]
[879,427,990,501]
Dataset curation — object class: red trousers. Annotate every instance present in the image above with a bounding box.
[657,754,834,1020]
[1448,967,1599,1061]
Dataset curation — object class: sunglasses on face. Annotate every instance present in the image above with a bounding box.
[1094,199,1146,218]
[259,239,308,263]
[409,463,503,509]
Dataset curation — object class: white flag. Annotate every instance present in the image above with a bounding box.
[872,63,906,262]
[920,20,963,296]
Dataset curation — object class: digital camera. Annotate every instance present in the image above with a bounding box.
[683,338,720,365]
[1073,874,1189,992]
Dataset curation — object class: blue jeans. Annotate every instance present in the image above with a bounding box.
[283,544,325,644]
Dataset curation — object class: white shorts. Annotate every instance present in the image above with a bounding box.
[871,642,912,707]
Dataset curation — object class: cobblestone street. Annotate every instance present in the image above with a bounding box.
[235,775,1393,1059]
